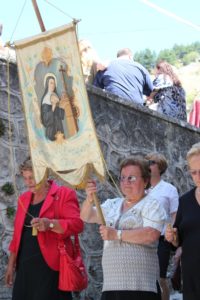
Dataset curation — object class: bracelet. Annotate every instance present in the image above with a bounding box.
[117,230,122,241]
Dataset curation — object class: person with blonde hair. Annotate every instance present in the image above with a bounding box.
[5,158,83,300]
[79,39,106,84]
[145,152,179,300]
[165,142,200,300]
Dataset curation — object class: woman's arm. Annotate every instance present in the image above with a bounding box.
[80,180,100,224]
[171,212,177,224]
[80,198,100,224]
[99,225,160,245]
[31,217,65,233]
[121,226,160,244]
[5,252,17,287]
[31,188,84,236]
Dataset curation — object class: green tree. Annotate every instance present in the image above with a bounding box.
[172,44,188,60]
[134,48,157,72]
[191,41,200,54]
[182,51,200,65]
[157,49,177,65]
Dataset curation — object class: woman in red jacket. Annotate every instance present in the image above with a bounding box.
[5,158,84,300]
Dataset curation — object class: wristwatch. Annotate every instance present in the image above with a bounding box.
[49,221,55,230]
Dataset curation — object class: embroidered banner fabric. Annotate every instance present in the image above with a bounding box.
[15,23,105,187]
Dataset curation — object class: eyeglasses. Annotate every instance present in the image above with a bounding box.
[119,175,140,183]
[190,169,200,176]
[148,160,157,166]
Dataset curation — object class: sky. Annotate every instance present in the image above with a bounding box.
[1,0,200,60]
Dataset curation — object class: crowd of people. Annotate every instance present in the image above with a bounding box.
[79,41,190,123]
[0,28,196,124]
[81,145,200,300]
[6,143,200,300]
[2,38,200,300]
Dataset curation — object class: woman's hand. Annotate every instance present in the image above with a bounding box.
[146,96,154,105]
[165,224,178,243]
[85,180,97,203]
[80,180,99,223]
[99,225,118,241]
[5,265,14,287]
[5,252,16,287]
[31,217,50,232]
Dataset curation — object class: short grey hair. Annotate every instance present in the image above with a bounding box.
[117,48,133,58]
[19,157,33,174]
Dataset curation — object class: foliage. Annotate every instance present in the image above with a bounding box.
[1,182,15,195]
[134,48,157,72]
[0,118,5,137]
[187,90,200,111]
[134,41,200,71]
[157,49,177,66]
[6,206,16,219]
[182,51,199,66]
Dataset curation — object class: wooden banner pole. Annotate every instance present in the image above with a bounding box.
[32,0,46,32]
[92,193,106,226]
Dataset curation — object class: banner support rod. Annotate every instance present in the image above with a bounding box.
[32,0,46,32]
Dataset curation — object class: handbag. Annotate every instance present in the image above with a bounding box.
[58,234,88,291]
[54,189,88,291]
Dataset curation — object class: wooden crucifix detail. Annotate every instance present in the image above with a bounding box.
[59,65,79,137]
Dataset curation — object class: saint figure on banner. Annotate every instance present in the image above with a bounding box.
[41,74,65,141]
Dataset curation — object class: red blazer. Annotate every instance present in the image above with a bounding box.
[9,181,84,271]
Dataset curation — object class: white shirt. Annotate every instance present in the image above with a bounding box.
[99,195,166,292]
[147,179,179,235]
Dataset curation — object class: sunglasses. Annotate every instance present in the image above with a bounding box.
[119,175,140,183]
[148,160,157,166]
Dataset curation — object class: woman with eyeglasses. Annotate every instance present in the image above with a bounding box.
[165,143,200,300]
[145,152,179,300]
[81,157,166,300]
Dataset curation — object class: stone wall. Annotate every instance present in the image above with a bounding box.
[0,58,28,300]
[0,58,200,300]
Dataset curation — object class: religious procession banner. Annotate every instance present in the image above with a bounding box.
[14,22,105,187]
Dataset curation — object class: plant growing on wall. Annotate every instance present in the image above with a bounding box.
[0,118,5,137]
[6,206,16,219]
[1,182,15,195]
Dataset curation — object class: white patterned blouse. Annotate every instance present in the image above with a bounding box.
[100,194,166,292]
